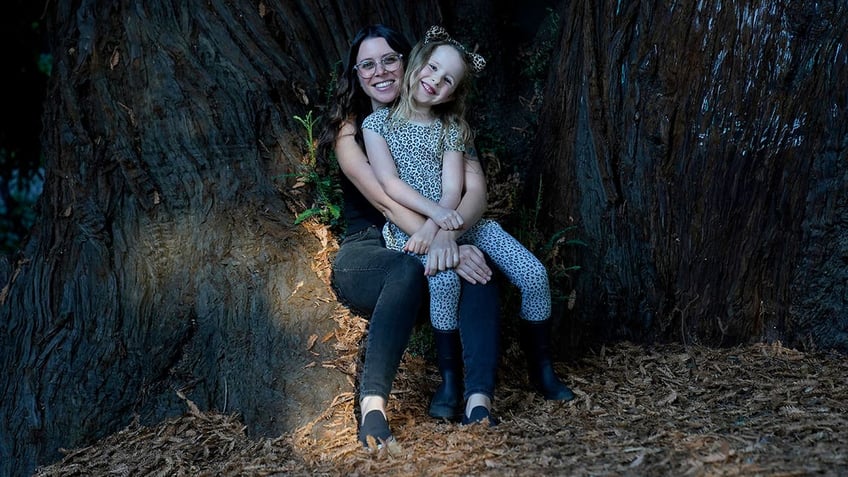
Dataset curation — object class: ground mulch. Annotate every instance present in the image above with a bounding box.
[32,220,848,475]
[34,332,848,476]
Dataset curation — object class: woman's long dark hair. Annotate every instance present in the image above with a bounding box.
[317,24,412,164]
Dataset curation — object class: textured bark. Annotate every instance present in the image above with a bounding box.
[529,1,848,350]
[3,0,847,475]
[0,1,448,475]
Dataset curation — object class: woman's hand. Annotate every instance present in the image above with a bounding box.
[453,244,493,284]
[425,231,493,284]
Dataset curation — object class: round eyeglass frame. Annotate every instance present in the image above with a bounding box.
[354,53,404,79]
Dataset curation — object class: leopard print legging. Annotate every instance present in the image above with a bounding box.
[385,219,551,331]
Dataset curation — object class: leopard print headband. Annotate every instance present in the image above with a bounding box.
[423,25,486,74]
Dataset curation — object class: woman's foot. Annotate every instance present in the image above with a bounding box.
[461,405,499,426]
[358,409,395,449]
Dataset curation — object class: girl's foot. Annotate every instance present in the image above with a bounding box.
[358,409,395,449]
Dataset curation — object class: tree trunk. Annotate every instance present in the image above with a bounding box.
[0,1,451,475]
[3,0,847,475]
[528,1,848,351]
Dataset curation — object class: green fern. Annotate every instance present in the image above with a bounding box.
[287,111,342,229]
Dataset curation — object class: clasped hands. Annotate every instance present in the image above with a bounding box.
[401,210,492,284]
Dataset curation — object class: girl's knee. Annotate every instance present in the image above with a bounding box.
[524,260,549,289]
[428,270,460,290]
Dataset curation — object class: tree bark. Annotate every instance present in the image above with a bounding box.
[0,1,449,475]
[529,1,848,351]
[3,0,847,475]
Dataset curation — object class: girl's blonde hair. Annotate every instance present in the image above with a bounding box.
[390,40,475,149]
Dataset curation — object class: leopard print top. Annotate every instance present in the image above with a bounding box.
[362,107,462,204]
[364,108,552,329]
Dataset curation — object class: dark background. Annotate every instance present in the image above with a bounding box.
[1,1,49,253]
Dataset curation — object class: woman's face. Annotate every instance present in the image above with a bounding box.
[356,37,405,110]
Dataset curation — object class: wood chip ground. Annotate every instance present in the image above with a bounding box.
[35,331,848,476]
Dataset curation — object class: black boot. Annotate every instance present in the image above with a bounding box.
[429,329,464,420]
[520,320,574,401]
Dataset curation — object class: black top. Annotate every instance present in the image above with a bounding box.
[339,173,384,237]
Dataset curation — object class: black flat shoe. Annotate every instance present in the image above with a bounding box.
[358,410,395,449]
[461,406,499,427]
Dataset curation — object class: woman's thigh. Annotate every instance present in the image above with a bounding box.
[332,227,426,314]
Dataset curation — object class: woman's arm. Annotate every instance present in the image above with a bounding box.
[335,121,426,234]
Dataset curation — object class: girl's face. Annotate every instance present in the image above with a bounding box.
[356,37,405,111]
[411,45,466,109]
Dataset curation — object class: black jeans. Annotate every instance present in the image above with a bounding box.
[332,226,500,402]
[459,277,500,400]
[333,226,425,400]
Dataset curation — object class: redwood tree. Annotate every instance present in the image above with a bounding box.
[2,1,846,476]
[528,1,848,352]
[0,1,452,475]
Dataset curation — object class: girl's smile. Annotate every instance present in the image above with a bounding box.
[412,45,466,106]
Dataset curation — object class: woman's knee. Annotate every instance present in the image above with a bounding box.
[388,254,426,288]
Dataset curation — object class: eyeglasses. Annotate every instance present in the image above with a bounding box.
[353,53,403,79]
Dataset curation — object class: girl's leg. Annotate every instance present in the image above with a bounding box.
[464,220,573,401]
[426,267,462,331]
[463,221,551,322]
[426,268,464,419]
[520,319,574,400]
[429,328,463,420]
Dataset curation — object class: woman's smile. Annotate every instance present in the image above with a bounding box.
[372,78,397,91]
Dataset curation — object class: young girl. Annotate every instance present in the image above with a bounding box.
[363,26,574,420]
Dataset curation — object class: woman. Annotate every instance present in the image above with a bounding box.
[318,24,501,448]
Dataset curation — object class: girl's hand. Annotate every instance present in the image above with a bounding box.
[404,223,438,255]
[431,206,464,230]
[453,245,493,284]
[403,234,430,255]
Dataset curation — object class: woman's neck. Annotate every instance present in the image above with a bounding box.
[371,99,390,111]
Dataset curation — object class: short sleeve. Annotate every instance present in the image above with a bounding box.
[362,107,390,135]
[443,121,464,152]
